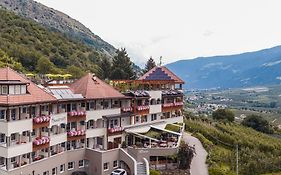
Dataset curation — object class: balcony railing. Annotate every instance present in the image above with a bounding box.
[67,129,86,141]
[33,115,50,129]
[121,107,133,113]
[33,136,50,151]
[108,126,123,136]
[67,111,86,122]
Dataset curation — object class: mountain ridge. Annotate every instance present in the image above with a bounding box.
[0,0,116,56]
[166,45,281,89]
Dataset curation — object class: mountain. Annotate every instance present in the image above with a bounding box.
[0,0,116,56]
[166,46,281,89]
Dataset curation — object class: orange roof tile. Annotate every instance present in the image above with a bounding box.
[0,67,57,106]
[139,66,185,84]
[70,73,125,99]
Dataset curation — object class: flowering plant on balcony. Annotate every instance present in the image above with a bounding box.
[33,115,50,124]
[67,129,85,137]
[108,126,123,133]
[122,107,132,112]
[174,102,184,106]
[68,111,86,117]
[137,105,150,111]
[163,103,174,107]
[33,136,50,146]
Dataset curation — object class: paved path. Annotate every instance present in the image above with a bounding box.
[182,132,209,175]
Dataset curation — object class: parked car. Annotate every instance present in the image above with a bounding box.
[111,168,127,175]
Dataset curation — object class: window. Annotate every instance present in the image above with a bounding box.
[68,161,74,170]
[11,133,16,142]
[11,109,16,120]
[60,164,65,173]
[21,85,26,94]
[52,167,57,175]
[43,171,49,175]
[9,85,15,94]
[151,114,157,121]
[78,160,84,168]
[0,110,5,120]
[0,157,5,166]
[113,160,118,168]
[135,116,139,122]
[15,85,21,94]
[103,162,109,171]
[0,134,5,143]
[22,107,27,114]
[1,86,7,95]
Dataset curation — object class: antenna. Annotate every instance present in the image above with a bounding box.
[159,56,163,66]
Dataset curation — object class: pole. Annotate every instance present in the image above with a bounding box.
[236,144,238,175]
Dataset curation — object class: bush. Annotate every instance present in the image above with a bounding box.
[212,109,234,122]
[150,170,160,175]
[242,115,273,134]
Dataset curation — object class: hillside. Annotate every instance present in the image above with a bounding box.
[166,46,281,89]
[185,118,281,175]
[0,0,116,56]
[0,7,105,75]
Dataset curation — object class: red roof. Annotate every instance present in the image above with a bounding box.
[0,67,57,106]
[139,66,184,84]
[70,73,125,99]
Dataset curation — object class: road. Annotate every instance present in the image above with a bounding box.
[182,132,209,175]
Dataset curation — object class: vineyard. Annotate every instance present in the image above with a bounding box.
[185,118,281,175]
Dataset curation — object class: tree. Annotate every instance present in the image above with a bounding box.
[212,109,234,122]
[36,56,55,74]
[177,142,194,169]
[110,48,135,80]
[242,115,273,134]
[66,65,85,79]
[98,57,112,79]
[143,56,156,74]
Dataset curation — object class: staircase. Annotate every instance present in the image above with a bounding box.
[137,162,147,175]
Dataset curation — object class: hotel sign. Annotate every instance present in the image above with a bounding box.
[49,114,67,126]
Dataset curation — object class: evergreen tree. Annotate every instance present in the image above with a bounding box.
[143,56,156,74]
[98,57,112,79]
[111,48,135,80]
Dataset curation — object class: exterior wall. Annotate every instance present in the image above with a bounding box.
[50,133,67,146]
[0,119,32,136]
[86,128,106,138]
[3,149,85,175]
[86,108,121,122]
[85,148,137,175]
[0,142,32,158]
[147,91,162,100]
[149,104,161,114]
[127,147,178,162]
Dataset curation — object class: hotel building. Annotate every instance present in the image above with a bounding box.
[0,66,184,175]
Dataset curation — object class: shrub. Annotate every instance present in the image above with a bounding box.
[150,170,160,175]
[212,109,234,122]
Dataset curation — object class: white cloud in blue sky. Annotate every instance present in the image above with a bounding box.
[35,0,281,66]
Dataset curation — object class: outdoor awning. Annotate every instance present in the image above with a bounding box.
[151,125,182,136]
[125,123,167,133]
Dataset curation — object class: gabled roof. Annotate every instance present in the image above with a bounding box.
[70,73,125,99]
[0,67,57,106]
[139,66,184,84]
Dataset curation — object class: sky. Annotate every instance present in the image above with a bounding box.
[35,0,281,66]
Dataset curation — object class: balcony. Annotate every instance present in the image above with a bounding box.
[0,119,32,136]
[67,111,86,122]
[162,102,183,112]
[67,130,86,141]
[121,107,133,113]
[0,142,32,158]
[33,136,50,152]
[86,128,106,138]
[134,105,150,115]
[33,115,50,129]
[108,126,123,136]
